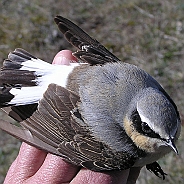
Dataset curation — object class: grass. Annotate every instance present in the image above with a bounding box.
[0,0,183,183]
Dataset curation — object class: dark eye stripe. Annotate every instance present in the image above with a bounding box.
[131,110,161,139]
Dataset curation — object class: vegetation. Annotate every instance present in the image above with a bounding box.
[0,0,183,183]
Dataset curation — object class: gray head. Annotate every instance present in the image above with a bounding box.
[124,88,180,154]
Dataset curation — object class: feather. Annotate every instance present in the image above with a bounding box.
[54,16,121,64]
[1,83,137,170]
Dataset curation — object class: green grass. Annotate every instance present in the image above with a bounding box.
[0,0,183,183]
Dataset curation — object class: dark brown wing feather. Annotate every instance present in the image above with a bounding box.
[54,16,121,65]
[2,104,38,122]
[0,83,136,171]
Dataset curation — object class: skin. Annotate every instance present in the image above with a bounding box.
[4,50,141,184]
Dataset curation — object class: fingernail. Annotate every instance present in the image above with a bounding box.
[52,50,78,65]
[53,55,71,65]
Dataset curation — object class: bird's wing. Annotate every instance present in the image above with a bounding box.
[0,83,136,171]
[54,16,121,65]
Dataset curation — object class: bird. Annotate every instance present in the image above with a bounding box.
[0,16,181,180]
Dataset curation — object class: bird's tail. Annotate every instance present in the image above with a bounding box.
[0,48,54,121]
[0,48,54,107]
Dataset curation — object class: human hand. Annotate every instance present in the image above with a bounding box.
[4,50,141,184]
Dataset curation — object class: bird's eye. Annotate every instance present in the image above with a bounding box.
[141,122,152,134]
[131,110,160,138]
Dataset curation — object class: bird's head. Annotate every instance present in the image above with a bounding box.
[124,88,180,154]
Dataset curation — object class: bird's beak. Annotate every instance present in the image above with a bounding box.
[165,138,178,154]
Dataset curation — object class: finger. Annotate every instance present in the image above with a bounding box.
[52,50,77,65]
[4,156,18,184]
[16,143,47,177]
[126,167,141,184]
[29,153,80,184]
[70,168,130,184]
[4,143,47,183]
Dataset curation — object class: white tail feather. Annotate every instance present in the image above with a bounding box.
[9,60,80,106]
